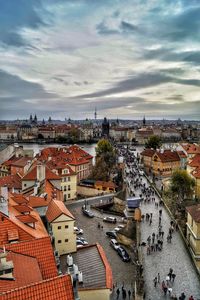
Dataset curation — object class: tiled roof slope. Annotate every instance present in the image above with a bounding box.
[186,204,200,223]
[0,213,34,246]
[46,199,74,223]
[22,165,60,181]
[0,251,42,293]
[154,150,180,162]
[189,153,200,168]
[5,237,57,280]
[0,174,22,190]
[0,275,74,300]
[140,149,155,157]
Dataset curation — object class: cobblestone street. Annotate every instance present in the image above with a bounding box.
[127,170,200,299]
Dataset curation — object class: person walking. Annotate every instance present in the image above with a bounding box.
[157,273,160,283]
[153,277,157,287]
[116,288,120,299]
[189,296,194,300]
[128,290,131,299]
[172,273,176,282]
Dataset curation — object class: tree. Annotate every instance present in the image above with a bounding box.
[145,135,162,150]
[91,139,116,180]
[170,170,195,203]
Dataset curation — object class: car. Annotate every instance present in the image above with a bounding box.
[110,239,120,250]
[76,236,86,242]
[82,206,94,218]
[114,225,125,232]
[106,231,117,238]
[117,246,130,262]
[76,239,88,248]
[103,216,117,223]
[74,226,83,235]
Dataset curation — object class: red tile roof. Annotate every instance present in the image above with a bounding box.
[182,143,200,155]
[28,196,50,208]
[16,214,38,224]
[13,205,33,213]
[177,151,187,158]
[5,237,57,280]
[11,194,28,205]
[0,251,42,293]
[189,153,200,168]
[7,229,19,242]
[46,199,74,223]
[11,157,32,168]
[186,204,200,223]
[153,150,180,163]
[140,149,155,157]
[0,275,74,300]
[22,165,60,181]
[0,174,22,190]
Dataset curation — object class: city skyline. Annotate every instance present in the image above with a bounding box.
[0,0,200,120]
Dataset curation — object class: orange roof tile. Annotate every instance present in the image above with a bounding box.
[5,237,57,280]
[189,153,200,168]
[28,196,50,208]
[0,251,42,293]
[153,150,180,163]
[22,165,60,181]
[0,275,74,300]
[11,157,32,168]
[13,205,33,213]
[16,214,38,224]
[182,143,200,155]
[11,194,28,205]
[46,199,74,223]
[0,174,22,190]
[140,149,155,157]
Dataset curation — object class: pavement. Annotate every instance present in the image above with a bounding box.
[67,205,136,300]
[126,167,200,299]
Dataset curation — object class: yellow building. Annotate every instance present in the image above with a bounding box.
[46,199,76,256]
[60,166,77,202]
[140,149,155,174]
[95,181,116,193]
[151,150,180,177]
[186,204,200,270]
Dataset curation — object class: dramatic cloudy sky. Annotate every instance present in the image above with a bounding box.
[0,0,200,120]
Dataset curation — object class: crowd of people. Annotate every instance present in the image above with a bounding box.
[117,145,199,300]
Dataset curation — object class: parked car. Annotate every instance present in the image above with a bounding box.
[74,226,83,235]
[103,216,117,223]
[82,206,94,218]
[106,231,117,238]
[76,236,87,242]
[76,239,88,248]
[117,246,130,262]
[114,225,125,232]
[110,239,120,250]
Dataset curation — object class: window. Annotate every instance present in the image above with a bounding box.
[68,185,71,191]
[64,177,67,182]
[68,194,71,199]
[65,239,68,243]
[58,240,62,244]
[64,194,67,201]
[24,183,27,187]
[65,225,69,229]
[64,186,67,191]
[58,226,61,230]
[68,177,71,182]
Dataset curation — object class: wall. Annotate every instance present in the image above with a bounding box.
[77,185,108,197]
[61,174,77,201]
[0,145,14,164]
[51,214,76,255]
[79,288,111,300]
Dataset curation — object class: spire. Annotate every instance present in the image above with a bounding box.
[48,116,52,123]
[30,114,33,122]
[34,114,37,121]
[94,107,97,120]
[42,118,45,125]
[143,115,146,126]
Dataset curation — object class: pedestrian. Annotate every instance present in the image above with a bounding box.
[179,292,186,300]
[128,290,131,298]
[153,277,157,287]
[157,273,160,283]
[189,296,194,300]
[116,288,120,299]
[168,287,172,296]
[122,288,127,299]
[159,209,162,216]
[172,273,176,282]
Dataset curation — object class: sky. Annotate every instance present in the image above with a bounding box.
[0,0,200,120]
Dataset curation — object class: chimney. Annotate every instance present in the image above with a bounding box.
[37,163,45,182]
[1,185,8,201]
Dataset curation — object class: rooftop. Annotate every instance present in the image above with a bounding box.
[46,199,75,223]
[186,204,200,223]
[73,243,112,290]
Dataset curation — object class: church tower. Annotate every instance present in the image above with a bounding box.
[143,115,146,127]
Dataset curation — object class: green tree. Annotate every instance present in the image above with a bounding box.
[170,170,195,203]
[91,139,116,180]
[145,135,162,150]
